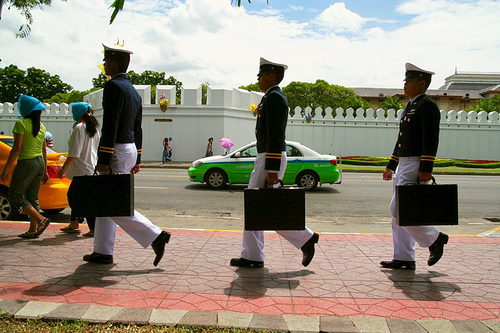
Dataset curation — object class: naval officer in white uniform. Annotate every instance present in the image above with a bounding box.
[381,63,449,270]
[82,43,171,266]
[230,58,319,268]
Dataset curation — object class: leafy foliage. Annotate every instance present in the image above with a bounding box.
[0,64,72,103]
[283,80,371,117]
[5,0,264,37]
[45,88,99,104]
[109,0,124,24]
[92,70,183,104]
[379,95,403,111]
[239,83,259,92]
[201,82,210,105]
[239,80,371,117]
[470,94,500,113]
[3,0,64,38]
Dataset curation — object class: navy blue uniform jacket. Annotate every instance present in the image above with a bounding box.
[98,73,143,166]
[386,94,440,173]
[255,86,288,171]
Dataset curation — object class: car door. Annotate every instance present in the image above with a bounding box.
[283,144,304,184]
[227,145,258,184]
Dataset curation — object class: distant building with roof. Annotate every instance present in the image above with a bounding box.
[352,70,500,111]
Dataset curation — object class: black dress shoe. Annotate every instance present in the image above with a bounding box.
[380,259,416,270]
[230,257,264,267]
[301,233,319,267]
[428,232,449,266]
[152,231,171,267]
[83,252,113,264]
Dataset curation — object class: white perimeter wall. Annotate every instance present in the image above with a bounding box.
[1,85,498,162]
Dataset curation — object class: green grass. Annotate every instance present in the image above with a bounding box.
[0,314,276,333]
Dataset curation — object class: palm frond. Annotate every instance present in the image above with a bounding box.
[15,23,31,39]
[109,0,124,24]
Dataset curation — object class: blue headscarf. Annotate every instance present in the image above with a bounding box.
[71,102,91,122]
[18,95,45,117]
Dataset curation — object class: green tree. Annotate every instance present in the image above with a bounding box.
[0,64,72,103]
[109,0,265,24]
[239,83,259,92]
[2,0,63,38]
[45,88,98,104]
[201,82,210,105]
[282,80,371,117]
[471,95,500,112]
[92,70,183,104]
[379,95,403,111]
[4,0,261,38]
[92,73,108,90]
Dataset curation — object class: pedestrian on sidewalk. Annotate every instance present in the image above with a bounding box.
[205,137,213,157]
[381,63,449,271]
[0,95,50,238]
[58,102,100,237]
[83,43,171,265]
[161,137,171,163]
[230,57,319,268]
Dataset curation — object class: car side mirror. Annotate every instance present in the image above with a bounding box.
[233,152,241,158]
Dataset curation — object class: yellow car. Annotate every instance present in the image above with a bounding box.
[0,135,71,220]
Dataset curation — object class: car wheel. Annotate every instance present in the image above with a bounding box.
[205,169,228,189]
[0,188,19,220]
[42,208,65,214]
[297,171,319,190]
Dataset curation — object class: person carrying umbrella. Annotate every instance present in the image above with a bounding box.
[219,137,233,155]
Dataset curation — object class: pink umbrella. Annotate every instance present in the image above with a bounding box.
[219,137,234,149]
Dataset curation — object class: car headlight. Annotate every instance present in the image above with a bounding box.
[191,161,203,168]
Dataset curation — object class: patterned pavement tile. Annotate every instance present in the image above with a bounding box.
[0,222,499,323]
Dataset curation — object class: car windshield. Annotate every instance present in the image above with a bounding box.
[286,145,303,157]
[0,138,14,147]
[0,137,58,154]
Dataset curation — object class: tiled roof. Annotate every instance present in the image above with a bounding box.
[351,88,482,99]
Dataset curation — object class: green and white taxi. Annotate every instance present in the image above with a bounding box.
[188,141,341,190]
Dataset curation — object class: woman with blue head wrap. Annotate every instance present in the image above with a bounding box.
[0,95,51,238]
[58,102,100,237]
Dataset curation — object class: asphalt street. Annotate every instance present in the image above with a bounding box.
[49,169,500,237]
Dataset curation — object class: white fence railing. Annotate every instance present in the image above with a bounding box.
[1,86,498,162]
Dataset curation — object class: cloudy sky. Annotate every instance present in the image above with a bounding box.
[1,0,499,92]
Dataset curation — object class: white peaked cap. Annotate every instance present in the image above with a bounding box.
[405,62,435,75]
[259,57,288,71]
[102,43,133,55]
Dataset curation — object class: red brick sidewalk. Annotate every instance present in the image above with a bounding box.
[1,221,499,322]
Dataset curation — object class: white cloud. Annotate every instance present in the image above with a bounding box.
[0,0,498,94]
[314,2,367,33]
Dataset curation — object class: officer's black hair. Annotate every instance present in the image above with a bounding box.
[269,68,285,85]
[105,52,130,73]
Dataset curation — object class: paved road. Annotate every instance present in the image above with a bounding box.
[52,169,500,236]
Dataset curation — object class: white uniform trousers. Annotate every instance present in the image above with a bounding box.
[389,156,440,261]
[241,152,314,262]
[94,143,162,256]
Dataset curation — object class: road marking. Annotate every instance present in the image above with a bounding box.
[135,186,169,190]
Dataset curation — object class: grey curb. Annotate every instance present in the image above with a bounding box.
[2,300,499,332]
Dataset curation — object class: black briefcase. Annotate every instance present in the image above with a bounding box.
[244,186,305,230]
[67,173,134,218]
[396,178,458,226]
